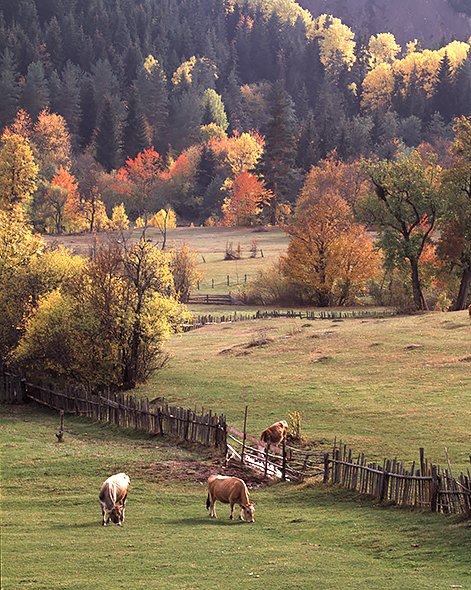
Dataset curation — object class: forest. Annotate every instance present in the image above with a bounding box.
[1,0,471,388]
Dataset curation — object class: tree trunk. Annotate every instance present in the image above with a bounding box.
[409,258,427,311]
[451,265,471,311]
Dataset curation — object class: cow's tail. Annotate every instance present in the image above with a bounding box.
[206,494,211,510]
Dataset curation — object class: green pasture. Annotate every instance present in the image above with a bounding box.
[44,226,289,295]
[139,310,471,472]
[1,406,470,590]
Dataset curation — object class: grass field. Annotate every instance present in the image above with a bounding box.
[137,310,471,473]
[44,226,289,295]
[2,405,470,590]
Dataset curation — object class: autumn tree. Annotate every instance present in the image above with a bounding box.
[13,238,187,390]
[32,108,72,180]
[170,243,202,303]
[43,166,81,234]
[221,172,272,226]
[0,132,38,210]
[114,147,163,220]
[313,15,356,76]
[284,189,378,306]
[366,33,401,70]
[359,149,442,310]
[148,207,177,249]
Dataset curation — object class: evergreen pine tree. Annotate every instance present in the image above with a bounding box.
[201,88,229,131]
[21,60,49,119]
[57,61,83,140]
[123,86,150,159]
[431,52,455,122]
[136,55,169,151]
[0,48,20,128]
[95,96,120,172]
[258,81,298,205]
[78,75,97,149]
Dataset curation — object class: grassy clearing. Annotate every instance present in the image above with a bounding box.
[138,311,471,472]
[2,406,470,590]
[44,226,289,295]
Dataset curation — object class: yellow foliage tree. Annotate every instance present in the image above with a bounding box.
[147,207,177,249]
[314,15,356,74]
[361,63,395,111]
[0,132,38,210]
[110,203,130,231]
[367,33,401,69]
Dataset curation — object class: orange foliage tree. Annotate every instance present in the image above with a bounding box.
[114,147,163,220]
[44,167,82,234]
[283,189,379,306]
[220,172,272,226]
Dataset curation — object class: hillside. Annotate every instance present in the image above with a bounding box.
[298,0,471,45]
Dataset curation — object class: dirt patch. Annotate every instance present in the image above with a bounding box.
[135,456,270,489]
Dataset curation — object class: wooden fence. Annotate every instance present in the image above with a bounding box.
[1,373,469,516]
[0,374,226,449]
[226,427,326,482]
[0,371,27,403]
[326,443,471,516]
[183,308,400,331]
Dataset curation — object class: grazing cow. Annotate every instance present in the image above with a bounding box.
[206,475,255,522]
[99,473,130,526]
[260,420,288,446]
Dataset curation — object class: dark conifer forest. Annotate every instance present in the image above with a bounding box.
[1,0,470,192]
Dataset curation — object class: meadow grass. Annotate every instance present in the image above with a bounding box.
[137,310,471,472]
[44,226,289,295]
[1,405,470,590]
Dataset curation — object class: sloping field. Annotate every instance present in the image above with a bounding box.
[138,311,471,472]
[1,406,470,590]
[44,226,289,295]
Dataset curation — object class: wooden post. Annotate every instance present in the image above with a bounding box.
[227,274,230,286]
[281,439,287,481]
[56,410,64,442]
[212,279,214,289]
[431,464,438,512]
[264,444,270,477]
[323,453,330,484]
[241,405,248,467]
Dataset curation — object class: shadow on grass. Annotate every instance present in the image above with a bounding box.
[165,517,249,527]
[51,521,101,529]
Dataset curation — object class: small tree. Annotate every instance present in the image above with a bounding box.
[148,207,177,249]
[110,203,130,231]
[170,243,202,302]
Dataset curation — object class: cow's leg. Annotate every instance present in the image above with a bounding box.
[121,493,128,522]
[229,502,234,520]
[239,505,245,521]
[210,497,217,518]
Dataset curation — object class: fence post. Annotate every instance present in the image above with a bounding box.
[323,453,330,483]
[281,439,287,481]
[264,444,270,477]
[241,405,248,467]
[430,464,439,512]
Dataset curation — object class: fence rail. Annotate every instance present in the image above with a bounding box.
[1,375,226,449]
[327,443,471,515]
[183,308,400,331]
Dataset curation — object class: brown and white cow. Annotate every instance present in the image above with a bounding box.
[99,473,130,526]
[206,475,255,522]
[260,420,288,446]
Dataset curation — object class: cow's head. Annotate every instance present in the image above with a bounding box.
[110,506,124,525]
[244,503,255,523]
